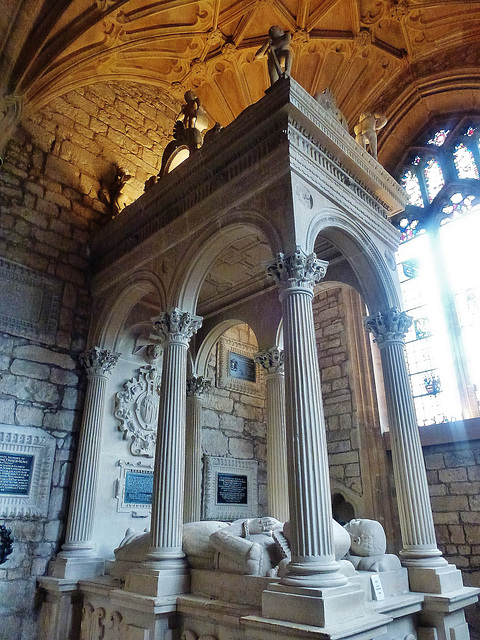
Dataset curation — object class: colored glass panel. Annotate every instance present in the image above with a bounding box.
[453,143,479,179]
[427,129,449,146]
[401,169,424,207]
[424,158,444,202]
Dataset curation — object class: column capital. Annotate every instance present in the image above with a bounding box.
[152,308,202,346]
[186,376,211,397]
[255,347,284,374]
[364,307,412,347]
[267,247,328,294]
[80,347,120,377]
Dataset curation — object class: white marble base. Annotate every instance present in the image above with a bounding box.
[124,564,190,597]
[262,582,367,627]
[49,554,105,579]
[37,576,82,640]
[407,564,464,594]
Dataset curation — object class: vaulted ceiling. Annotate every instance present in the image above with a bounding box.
[2,1,480,170]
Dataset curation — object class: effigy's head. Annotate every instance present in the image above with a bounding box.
[344,518,386,557]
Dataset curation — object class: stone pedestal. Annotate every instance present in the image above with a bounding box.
[51,347,119,579]
[125,308,202,597]
[254,347,289,522]
[184,376,211,523]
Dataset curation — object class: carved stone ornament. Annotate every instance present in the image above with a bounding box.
[80,347,120,377]
[152,308,202,345]
[254,347,284,374]
[114,364,161,457]
[0,525,13,564]
[267,247,328,291]
[364,307,413,346]
[186,376,211,397]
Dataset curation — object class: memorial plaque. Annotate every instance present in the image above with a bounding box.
[0,425,55,518]
[124,470,153,505]
[203,456,258,520]
[0,453,34,495]
[228,352,256,382]
[217,473,248,505]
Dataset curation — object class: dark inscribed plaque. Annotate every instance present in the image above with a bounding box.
[217,473,248,505]
[0,453,34,496]
[228,352,256,382]
[124,471,153,505]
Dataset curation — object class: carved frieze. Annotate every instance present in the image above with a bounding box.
[114,364,160,457]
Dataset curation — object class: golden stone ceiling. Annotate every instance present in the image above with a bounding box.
[3,1,480,168]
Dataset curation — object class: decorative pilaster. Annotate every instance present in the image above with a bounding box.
[254,347,289,522]
[53,347,120,579]
[184,376,211,523]
[266,248,346,588]
[364,308,463,593]
[126,308,202,597]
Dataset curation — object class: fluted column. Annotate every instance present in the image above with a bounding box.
[148,308,202,564]
[267,248,347,588]
[53,347,119,577]
[364,308,446,568]
[254,347,289,522]
[184,376,211,523]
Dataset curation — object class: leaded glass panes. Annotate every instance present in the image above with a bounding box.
[465,126,476,137]
[453,143,479,179]
[424,157,445,202]
[441,193,475,225]
[397,233,462,425]
[440,206,480,410]
[398,218,423,244]
[427,129,449,146]
[401,169,424,207]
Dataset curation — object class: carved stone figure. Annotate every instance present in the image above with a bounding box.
[255,26,293,86]
[344,518,401,572]
[203,122,223,144]
[314,88,349,131]
[209,517,285,576]
[353,112,387,160]
[179,90,201,129]
[98,165,131,218]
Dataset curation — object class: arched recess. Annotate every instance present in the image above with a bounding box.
[91,270,166,351]
[306,209,401,314]
[172,215,282,316]
[196,319,255,378]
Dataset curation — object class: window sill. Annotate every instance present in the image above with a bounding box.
[383,416,480,450]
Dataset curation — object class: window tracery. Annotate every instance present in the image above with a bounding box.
[393,118,480,426]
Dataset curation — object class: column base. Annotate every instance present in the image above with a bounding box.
[49,553,105,579]
[124,561,190,597]
[419,586,480,640]
[37,576,83,640]
[407,564,465,595]
[262,582,366,627]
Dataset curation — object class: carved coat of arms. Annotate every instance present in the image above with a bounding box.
[114,365,160,457]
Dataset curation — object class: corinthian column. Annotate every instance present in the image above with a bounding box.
[266,248,346,589]
[53,347,120,579]
[364,308,464,593]
[254,347,289,522]
[126,308,202,597]
[184,376,211,523]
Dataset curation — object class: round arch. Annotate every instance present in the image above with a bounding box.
[91,270,166,351]
[172,213,282,315]
[306,210,400,313]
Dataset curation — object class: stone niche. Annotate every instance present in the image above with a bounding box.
[0,425,56,518]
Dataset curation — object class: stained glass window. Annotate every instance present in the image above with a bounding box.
[453,143,479,179]
[440,193,475,225]
[424,158,444,202]
[465,126,476,137]
[401,169,424,207]
[412,155,421,166]
[398,218,423,244]
[427,129,449,146]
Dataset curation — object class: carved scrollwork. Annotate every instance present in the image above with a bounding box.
[80,347,120,377]
[267,247,328,292]
[254,347,284,374]
[152,308,202,345]
[114,365,160,457]
[364,307,413,346]
[0,525,13,564]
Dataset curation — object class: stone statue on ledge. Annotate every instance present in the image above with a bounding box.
[255,26,293,86]
[354,112,387,160]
